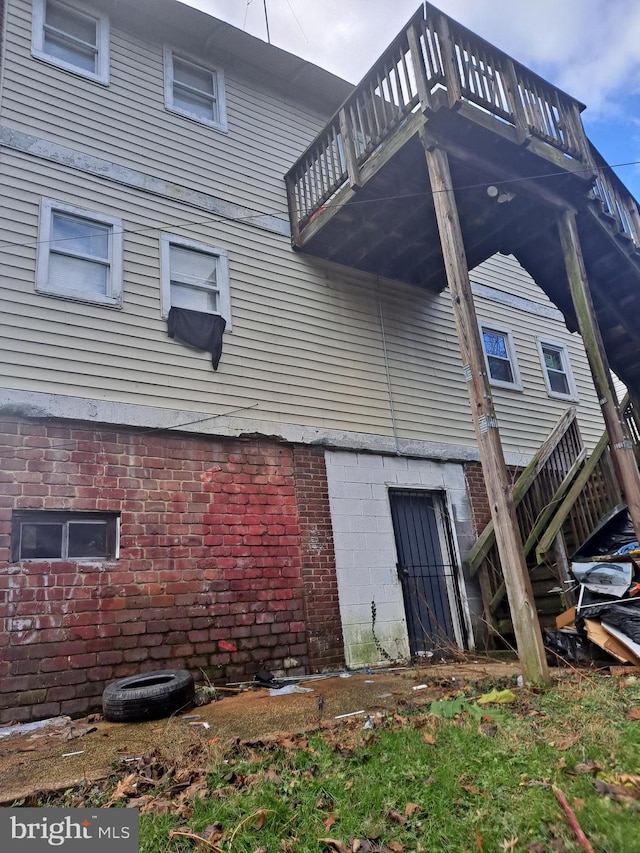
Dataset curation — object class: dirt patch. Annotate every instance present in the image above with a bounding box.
[0,661,521,804]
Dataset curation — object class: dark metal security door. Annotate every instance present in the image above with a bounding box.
[389,490,465,655]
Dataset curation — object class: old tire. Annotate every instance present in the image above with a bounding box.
[102,669,195,722]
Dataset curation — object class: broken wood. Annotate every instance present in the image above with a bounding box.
[555,607,576,630]
[583,619,639,665]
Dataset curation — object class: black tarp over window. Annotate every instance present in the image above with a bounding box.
[167,307,226,370]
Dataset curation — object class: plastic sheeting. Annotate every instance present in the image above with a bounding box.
[572,506,636,559]
[576,601,640,644]
[571,561,632,597]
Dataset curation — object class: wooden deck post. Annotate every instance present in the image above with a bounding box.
[422,138,551,686]
[558,208,640,541]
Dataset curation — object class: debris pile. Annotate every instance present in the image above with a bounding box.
[546,507,640,666]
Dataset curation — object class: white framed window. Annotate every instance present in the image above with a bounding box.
[537,339,578,400]
[12,511,119,561]
[32,0,109,84]
[36,199,123,307]
[163,47,227,131]
[480,324,522,390]
[160,234,231,327]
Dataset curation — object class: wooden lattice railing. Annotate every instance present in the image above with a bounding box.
[285,2,595,239]
[465,408,586,626]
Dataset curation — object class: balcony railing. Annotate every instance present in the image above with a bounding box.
[286,3,598,240]
[590,145,640,247]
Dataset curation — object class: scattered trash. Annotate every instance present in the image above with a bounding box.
[364,680,375,684]
[476,688,517,706]
[339,672,351,679]
[254,668,280,688]
[362,716,376,729]
[0,716,96,745]
[102,669,195,723]
[412,684,428,691]
[545,506,640,668]
[269,684,314,696]
[516,675,524,687]
[334,710,365,719]
[194,685,218,706]
[61,750,85,758]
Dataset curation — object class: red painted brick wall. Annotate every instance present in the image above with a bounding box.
[293,446,344,671]
[464,461,524,534]
[0,416,341,722]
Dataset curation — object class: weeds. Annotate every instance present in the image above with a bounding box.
[35,674,640,852]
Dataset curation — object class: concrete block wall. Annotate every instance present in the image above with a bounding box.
[325,450,478,668]
[0,416,341,722]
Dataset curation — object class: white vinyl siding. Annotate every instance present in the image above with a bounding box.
[164,47,227,131]
[36,198,122,307]
[0,150,606,458]
[160,234,231,326]
[31,0,109,83]
[7,0,326,215]
[538,339,578,401]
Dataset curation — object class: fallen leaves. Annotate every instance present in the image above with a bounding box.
[477,688,517,706]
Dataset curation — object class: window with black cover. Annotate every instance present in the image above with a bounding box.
[11,511,119,561]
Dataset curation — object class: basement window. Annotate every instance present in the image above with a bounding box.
[11,511,119,561]
[164,47,227,131]
[480,324,522,390]
[537,339,578,401]
[32,0,110,84]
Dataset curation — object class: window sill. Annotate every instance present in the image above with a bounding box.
[32,50,109,85]
[165,103,228,133]
[488,381,523,392]
[36,285,122,309]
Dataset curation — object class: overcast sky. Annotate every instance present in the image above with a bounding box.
[179,0,640,197]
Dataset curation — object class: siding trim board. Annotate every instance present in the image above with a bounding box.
[0,387,511,464]
[0,126,291,237]
[470,281,564,321]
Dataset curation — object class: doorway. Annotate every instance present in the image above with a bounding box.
[389,489,467,656]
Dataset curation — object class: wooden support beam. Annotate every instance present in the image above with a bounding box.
[502,58,531,146]
[436,13,462,109]
[558,208,640,542]
[338,107,361,190]
[406,22,432,112]
[422,137,550,686]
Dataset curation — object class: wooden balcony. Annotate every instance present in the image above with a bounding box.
[285,2,640,395]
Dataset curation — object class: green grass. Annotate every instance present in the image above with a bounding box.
[42,674,640,852]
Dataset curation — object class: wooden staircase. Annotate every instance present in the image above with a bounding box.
[465,397,640,637]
